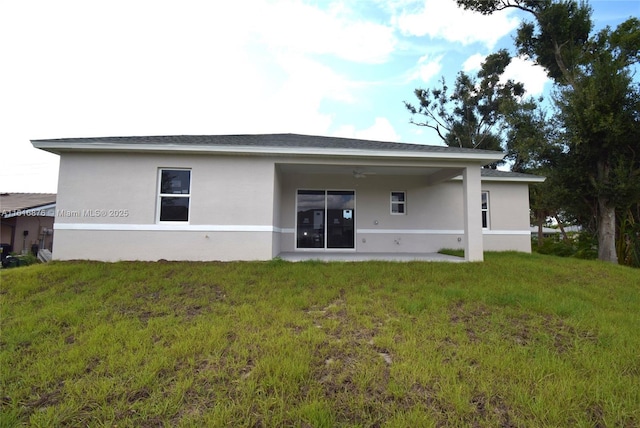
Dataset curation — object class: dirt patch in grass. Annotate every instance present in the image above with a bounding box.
[449,300,598,353]
[21,381,65,418]
[450,300,493,343]
[541,314,598,354]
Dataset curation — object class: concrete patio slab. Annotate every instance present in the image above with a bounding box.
[277,252,465,262]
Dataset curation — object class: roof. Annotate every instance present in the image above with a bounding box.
[32,133,506,164]
[1,193,56,217]
[480,169,546,183]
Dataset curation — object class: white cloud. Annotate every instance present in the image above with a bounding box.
[395,0,520,49]
[262,53,356,135]
[412,54,444,83]
[334,117,400,142]
[461,53,549,95]
[502,56,550,96]
[462,53,485,72]
[403,53,443,84]
[256,0,397,64]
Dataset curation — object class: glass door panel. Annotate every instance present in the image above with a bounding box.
[327,191,355,249]
[297,190,325,248]
[296,190,355,249]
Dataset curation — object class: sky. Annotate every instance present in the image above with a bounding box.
[1,0,637,193]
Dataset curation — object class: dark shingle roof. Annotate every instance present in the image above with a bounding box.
[32,133,503,156]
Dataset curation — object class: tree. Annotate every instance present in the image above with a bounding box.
[554,23,640,262]
[404,50,525,155]
[456,0,640,264]
[457,0,593,85]
[503,99,569,244]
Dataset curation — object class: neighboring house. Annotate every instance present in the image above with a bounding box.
[530,226,561,238]
[530,224,582,239]
[0,193,56,255]
[32,134,544,262]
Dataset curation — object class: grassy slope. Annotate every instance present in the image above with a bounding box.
[1,253,639,427]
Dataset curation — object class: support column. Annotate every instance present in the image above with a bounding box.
[463,166,483,261]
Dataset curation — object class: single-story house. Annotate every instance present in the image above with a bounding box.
[32,134,544,262]
[0,192,56,256]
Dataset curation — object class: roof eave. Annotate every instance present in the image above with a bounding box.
[1,202,56,218]
[451,174,546,183]
[31,141,506,164]
[481,176,546,183]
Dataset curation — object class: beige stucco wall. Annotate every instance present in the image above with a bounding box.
[53,230,272,262]
[54,152,277,261]
[481,181,532,252]
[56,152,276,226]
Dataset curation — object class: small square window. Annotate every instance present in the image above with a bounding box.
[391,191,406,215]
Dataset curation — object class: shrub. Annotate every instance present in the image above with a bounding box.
[532,233,597,260]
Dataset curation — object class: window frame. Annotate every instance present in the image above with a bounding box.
[157,168,192,223]
[390,191,406,215]
[481,191,489,229]
[295,189,356,250]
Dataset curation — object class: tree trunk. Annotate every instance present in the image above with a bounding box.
[597,198,618,263]
[596,159,618,263]
[537,215,544,247]
[554,215,568,240]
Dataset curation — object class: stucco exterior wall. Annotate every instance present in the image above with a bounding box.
[481,181,532,252]
[54,152,277,261]
[53,230,272,262]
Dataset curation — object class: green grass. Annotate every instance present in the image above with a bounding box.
[1,253,639,427]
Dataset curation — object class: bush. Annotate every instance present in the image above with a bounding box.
[573,233,598,260]
[532,233,597,260]
[1,254,39,268]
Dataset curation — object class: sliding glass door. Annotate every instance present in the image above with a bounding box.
[297,190,355,249]
[297,190,326,249]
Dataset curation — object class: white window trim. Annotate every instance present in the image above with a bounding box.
[390,191,406,215]
[157,168,192,223]
[482,191,490,229]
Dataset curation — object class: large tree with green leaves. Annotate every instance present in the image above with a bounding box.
[456,0,640,264]
[503,100,568,244]
[404,49,525,154]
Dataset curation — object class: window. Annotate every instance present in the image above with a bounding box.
[391,191,406,215]
[158,169,191,222]
[481,191,489,228]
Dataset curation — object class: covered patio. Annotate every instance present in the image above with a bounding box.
[276,161,490,262]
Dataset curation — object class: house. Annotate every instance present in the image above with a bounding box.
[531,225,562,238]
[32,134,544,262]
[0,192,56,256]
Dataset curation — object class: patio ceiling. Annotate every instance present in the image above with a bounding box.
[276,163,464,184]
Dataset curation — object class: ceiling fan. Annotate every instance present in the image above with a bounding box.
[352,169,376,179]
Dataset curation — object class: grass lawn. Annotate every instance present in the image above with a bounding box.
[1,252,639,427]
